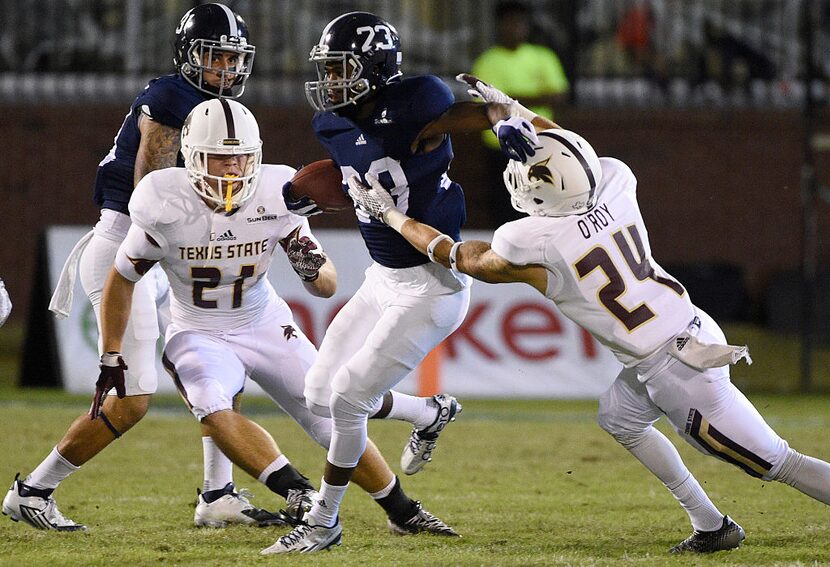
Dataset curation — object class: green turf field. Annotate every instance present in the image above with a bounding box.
[0,390,828,566]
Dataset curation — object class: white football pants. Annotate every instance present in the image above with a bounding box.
[598,310,790,480]
[162,298,332,449]
[304,262,470,468]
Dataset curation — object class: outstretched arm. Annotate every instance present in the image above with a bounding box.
[346,176,548,294]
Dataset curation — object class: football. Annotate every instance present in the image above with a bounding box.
[288,159,352,213]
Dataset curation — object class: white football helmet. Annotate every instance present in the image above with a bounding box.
[181,98,262,211]
[502,129,603,217]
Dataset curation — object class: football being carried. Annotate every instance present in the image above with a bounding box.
[283,159,352,215]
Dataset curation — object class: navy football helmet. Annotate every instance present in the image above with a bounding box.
[173,3,255,99]
[305,12,403,112]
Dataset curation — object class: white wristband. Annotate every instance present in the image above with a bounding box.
[449,241,464,274]
[509,101,538,123]
[427,234,453,263]
[382,208,409,232]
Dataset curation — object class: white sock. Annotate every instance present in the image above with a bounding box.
[202,437,233,492]
[257,454,289,485]
[622,427,723,531]
[307,479,348,528]
[666,473,725,532]
[368,476,397,500]
[376,391,434,430]
[774,448,830,504]
[25,447,80,490]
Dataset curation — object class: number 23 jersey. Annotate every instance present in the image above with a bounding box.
[116,164,311,331]
[492,157,695,366]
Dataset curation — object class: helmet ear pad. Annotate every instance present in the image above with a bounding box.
[503,129,603,217]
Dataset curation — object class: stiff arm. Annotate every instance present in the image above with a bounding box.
[346,175,547,294]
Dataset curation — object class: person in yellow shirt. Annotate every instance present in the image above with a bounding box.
[471,0,570,225]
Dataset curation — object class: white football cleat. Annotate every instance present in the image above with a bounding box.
[260,519,342,554]
[2,474,86,531]
[194,483,287,528]
[401,394,462,475]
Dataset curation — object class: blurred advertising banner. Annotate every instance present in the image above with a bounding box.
[45,226,621,398]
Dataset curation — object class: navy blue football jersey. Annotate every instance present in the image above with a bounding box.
[312,75,466,268]
[93,73,209,214]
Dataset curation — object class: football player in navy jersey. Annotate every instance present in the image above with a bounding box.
[2,4,277,531]
[268,11,541,553]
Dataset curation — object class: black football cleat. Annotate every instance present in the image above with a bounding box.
[669,516,745,554]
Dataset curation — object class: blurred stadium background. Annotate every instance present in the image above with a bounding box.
[2,0,830,389]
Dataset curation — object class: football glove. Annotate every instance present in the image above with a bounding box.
[456,73,538,123]
[346,175,395,223]
[494,116,539,162]
[456,73,514,105]
[281,229,327,282]
[90,352,127,420]
[282,182,324,217]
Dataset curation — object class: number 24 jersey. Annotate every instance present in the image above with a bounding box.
[492,157,695,366]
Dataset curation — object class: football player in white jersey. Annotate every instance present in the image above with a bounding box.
[347,121,830,554]
[4,4,272,531]
[79,98,456,539]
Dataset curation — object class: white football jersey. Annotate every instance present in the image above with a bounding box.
[118,164,313,331]
[492,157,695,366]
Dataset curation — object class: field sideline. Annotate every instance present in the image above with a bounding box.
[0,391,828,566]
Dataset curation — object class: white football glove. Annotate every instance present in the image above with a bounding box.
[346,175,396,223]
[456,73,514,105]
[456,73,538,123]
[0,278,11,327]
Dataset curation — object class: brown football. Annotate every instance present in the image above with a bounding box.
[288,159,352,213]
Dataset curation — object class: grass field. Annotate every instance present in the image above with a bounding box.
[0,389,828,566]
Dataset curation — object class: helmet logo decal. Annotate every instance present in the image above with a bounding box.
[528,157,555,185]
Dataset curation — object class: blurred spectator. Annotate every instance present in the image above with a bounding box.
[471,0,570,226]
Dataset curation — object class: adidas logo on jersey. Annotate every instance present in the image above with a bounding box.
[216,229,237,242]
[675,336,690,351]
[355,134,367,146]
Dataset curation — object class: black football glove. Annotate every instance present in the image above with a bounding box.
[90,352,127,420]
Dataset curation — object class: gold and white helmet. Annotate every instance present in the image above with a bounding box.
[181,98,262,212]
[503,129,603,217]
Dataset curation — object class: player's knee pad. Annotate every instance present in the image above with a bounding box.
[596,407,648,448]
[307,401,332,419]
[329,392,369,432]
[306,419,332,450]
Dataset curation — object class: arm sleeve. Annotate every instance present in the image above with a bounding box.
[114,224,165,282]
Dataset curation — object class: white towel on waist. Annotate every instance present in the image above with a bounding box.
[49,230,94,319]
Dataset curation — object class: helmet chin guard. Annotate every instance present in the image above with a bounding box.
[181,99,262,212]
[503,129,603,217]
